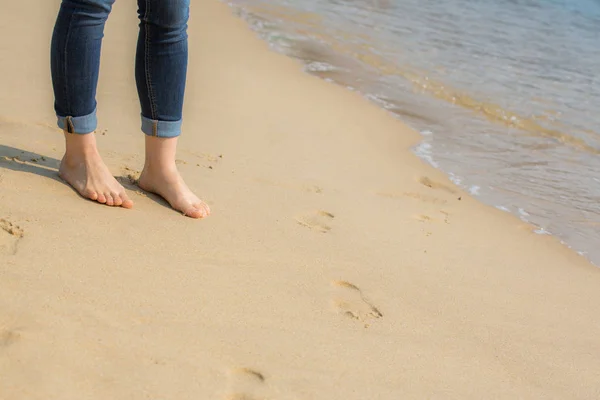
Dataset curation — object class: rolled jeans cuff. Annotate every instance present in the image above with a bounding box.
[141,115,182,138]
[57,108,97,134]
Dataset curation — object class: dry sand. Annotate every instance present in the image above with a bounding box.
[1,1,600,399]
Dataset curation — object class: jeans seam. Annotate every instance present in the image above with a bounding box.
[63,6,75,119]
[144,0,158,131]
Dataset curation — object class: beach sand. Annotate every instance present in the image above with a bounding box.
[1,1,599,399]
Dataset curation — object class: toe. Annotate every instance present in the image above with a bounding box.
[184,206,205,219]
[84,188,99,201]
[197,202,211,216]
[120,192,134,209]
[105,193,115,206]
[111,192,123,206]
[97,193,107,204]
[193,200,210,214]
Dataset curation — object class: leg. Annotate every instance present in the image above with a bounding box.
[135,0,210,218]
[51,0,132,208]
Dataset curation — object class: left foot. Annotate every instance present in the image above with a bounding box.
[138,135,210,219]
[138,165,210,218]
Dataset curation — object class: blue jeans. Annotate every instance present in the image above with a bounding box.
[51,0,190,137]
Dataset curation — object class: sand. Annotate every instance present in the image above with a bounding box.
[1,1,599,399]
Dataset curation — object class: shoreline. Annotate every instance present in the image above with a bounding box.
[1,1,600,398]
[228,1,600,267]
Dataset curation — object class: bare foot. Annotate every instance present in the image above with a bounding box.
[59,133,133,208]
[138,167,210,218]
[138,135,210,219]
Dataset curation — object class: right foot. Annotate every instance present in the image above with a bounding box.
[58,133,133,208]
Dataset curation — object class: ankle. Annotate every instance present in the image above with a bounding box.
[64,133,99,157]
[142,160,178,177]
[143,135,179,173]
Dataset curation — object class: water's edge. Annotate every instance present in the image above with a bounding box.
[225,1,598,267]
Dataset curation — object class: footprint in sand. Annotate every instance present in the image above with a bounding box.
[225,368,269,400]
[413,211,450,224]
[418,176,457,194]
[0,218,24,255]
[331,281,383,324]
[414,214,433,223]
[295,210,334,233]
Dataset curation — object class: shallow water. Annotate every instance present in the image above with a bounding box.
[226,0,600,265]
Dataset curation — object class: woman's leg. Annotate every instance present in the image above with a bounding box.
[136,0,210,218]
[51,0,132,208]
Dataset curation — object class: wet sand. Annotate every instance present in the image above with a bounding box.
[1,1,600,399]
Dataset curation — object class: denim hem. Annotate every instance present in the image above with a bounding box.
[141,115,182,138]
[57,108,97,134]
